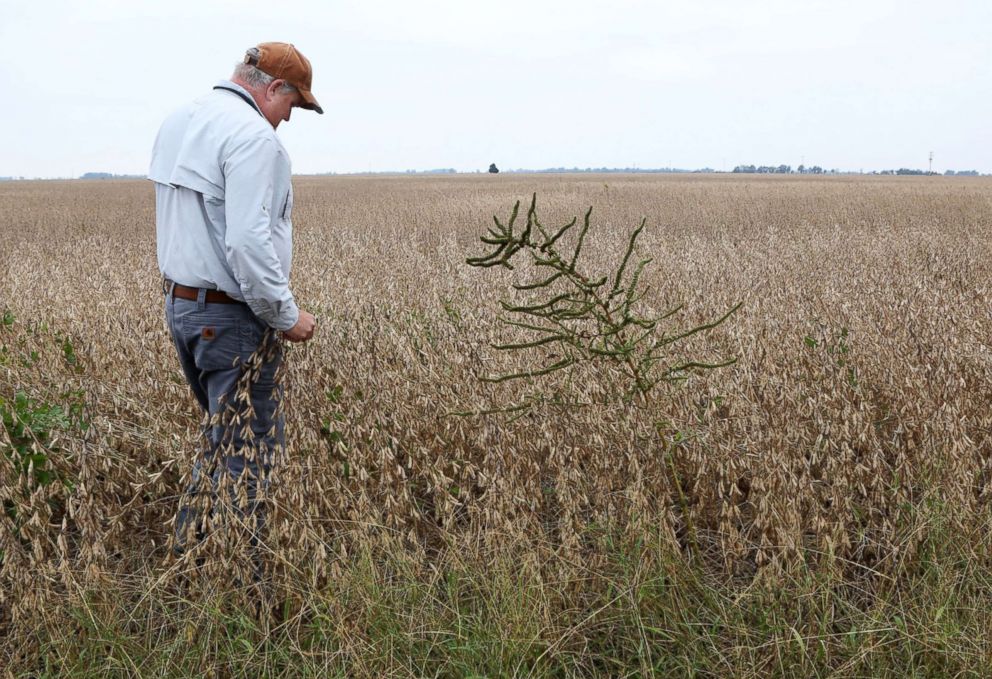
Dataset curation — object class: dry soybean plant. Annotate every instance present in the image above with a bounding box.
[168,328,288,593]
[2,175,992,671]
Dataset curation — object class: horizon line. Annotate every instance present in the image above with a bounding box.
[2,165,989,181]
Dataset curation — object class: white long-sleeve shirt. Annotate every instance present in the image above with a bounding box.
[149,80,299,331]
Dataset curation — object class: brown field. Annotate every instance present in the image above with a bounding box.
[2,173,991,674]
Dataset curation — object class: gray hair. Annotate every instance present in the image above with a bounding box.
[233,48,298,94]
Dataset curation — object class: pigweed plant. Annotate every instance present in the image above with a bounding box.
[466,193,740,411]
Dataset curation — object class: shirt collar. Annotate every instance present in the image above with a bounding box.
[213,79,264,117]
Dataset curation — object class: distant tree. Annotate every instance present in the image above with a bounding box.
[797,164,806,174]
[489,163,499,174]
[776,165,791,174]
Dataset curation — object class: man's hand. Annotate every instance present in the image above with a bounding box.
[282,310,317,343]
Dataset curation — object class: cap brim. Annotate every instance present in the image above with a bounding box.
[299,89,323,115]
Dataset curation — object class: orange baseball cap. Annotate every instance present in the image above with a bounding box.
[245,42,323,114]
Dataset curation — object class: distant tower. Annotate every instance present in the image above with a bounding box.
[929,151,934,174]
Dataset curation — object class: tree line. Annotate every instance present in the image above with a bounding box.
[732,165,982,176]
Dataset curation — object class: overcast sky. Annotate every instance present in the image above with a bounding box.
[1,0,989,177]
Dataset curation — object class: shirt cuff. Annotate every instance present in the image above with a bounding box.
[242,289,300,331]
[271,301,300,332]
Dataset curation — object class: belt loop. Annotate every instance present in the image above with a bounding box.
[162,278,177,301]
[196,287,206,310]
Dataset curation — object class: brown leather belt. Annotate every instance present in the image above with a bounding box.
[164,279,245,305]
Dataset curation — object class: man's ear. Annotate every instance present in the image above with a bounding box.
[265,79,286,100]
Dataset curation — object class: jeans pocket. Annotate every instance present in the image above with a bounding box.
[184,316,251,371]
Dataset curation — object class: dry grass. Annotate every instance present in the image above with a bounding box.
[1,173,991,675]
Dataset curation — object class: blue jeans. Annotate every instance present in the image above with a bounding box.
[164,288,284,551]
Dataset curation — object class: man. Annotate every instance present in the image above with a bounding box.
[149,43,321,552]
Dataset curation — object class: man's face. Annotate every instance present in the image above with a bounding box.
[261,81,304,129]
